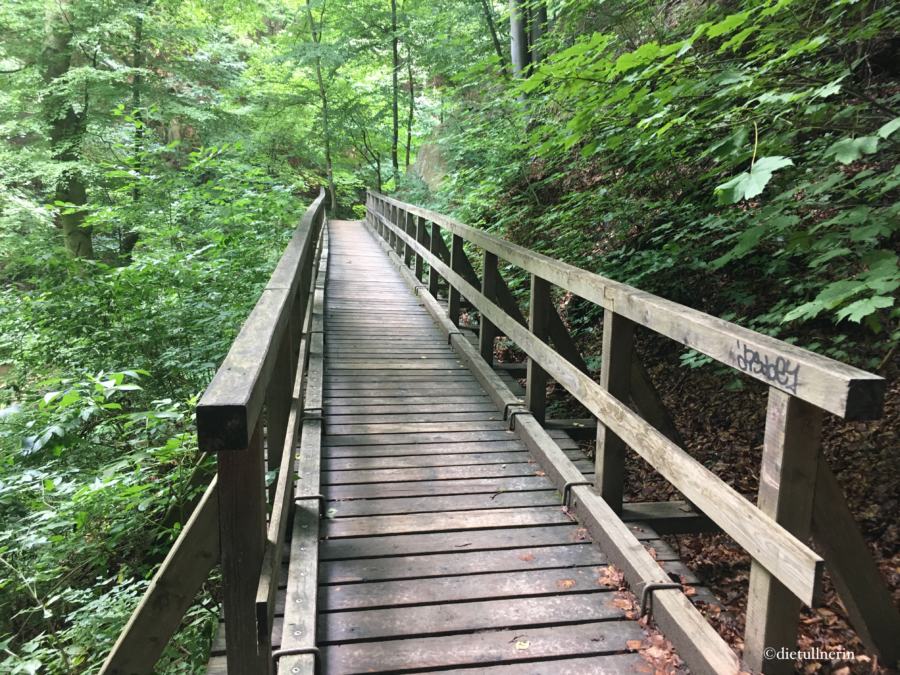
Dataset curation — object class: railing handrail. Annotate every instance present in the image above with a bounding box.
[196,189,327,451]
[368,190,884,420]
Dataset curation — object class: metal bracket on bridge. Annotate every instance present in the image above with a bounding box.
[295,493,327,518]
[561,480,593,509]
[639,582,683,618]
[301,407,324,424]
[507,408,529,430]
[447,330,462,345]
[502,401,526,420]
[272,645,321,673]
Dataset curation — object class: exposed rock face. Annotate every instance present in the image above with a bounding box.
[412,142,446,192]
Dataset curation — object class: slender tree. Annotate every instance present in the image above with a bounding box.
[41,1,93,258]
[404,43,414,169]
[508,0,529,77]
[529,1,547,64]
[390,0,400,180]
[306,0,337,210]
[479,0,507,72]
[122,0,147,258]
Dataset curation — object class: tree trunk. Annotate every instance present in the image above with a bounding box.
[508,0,529,78]
[479,0,507,73]
[405,45,414,170]
[307,1,336,211]
[41,1,93,259]
[390,0,400,181]
[314,59,336,211]
[530,1,548,64]
[122,1,145,258]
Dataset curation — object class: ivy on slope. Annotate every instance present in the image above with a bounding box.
[425,0,900,369]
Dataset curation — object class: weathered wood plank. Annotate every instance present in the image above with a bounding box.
[326,403,499,415]
[321,621,644,674]
[744,389,822,673]
[217,422,268,674]
[320,565,609,611]
[320,524,589,559]
[323,439,528,457]
[325,489,565,518]
[323,449,583,471]
[324,505,571,538]
[319,593,622,643]
[526,274,551,424]
[101,479,219,675]
[324,475,566,500]
[326,420,509,435]
[595,309,634,513]
[321,461,590,486]
[322,429,522,447]
[320,543,604,584]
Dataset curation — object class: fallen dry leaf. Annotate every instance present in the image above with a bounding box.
[557,578,576,589]
[612,597,634,610]
[518,552,535,562]
[626,639,644,650]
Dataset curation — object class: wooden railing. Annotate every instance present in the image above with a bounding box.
[101,190,327,675]
[365,190,898,674]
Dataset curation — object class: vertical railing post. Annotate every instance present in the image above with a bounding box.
[392,204,401,253]
[384,202,397,249]
[388,203,395,250]
[429,222,441,298]
[479,251,499,364]
[414,216,426,281]
[217,420,269,674]
[744,389,821,673]
[595,309,633,514]
[403,209,414,268]
[448,234,463,325]
[265,335,292,503]
[526,274,550,423]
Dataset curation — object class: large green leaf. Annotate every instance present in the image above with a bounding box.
[715,156,794,204]
[824,136,879,164]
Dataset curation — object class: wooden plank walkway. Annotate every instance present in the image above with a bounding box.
[209,220,712,673]
[316,221,646,673]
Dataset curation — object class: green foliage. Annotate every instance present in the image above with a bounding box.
[408,0,900,367]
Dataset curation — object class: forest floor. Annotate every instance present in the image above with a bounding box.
[492,331,898,674]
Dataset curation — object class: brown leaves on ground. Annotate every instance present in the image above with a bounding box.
[628,632,684,674]
[597,564,626,590]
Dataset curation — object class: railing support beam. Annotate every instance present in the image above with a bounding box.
[218,421,270,675]
[448,234,463,325]
[479,251,499,364]
[526,274,550,424]
[595,309,634,514]
[744,389,821,673]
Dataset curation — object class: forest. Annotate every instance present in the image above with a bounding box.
[0,0,897,672]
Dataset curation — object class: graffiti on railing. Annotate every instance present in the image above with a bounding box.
[734,341,800,393]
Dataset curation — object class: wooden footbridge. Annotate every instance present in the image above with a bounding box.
[101,191,898,674]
